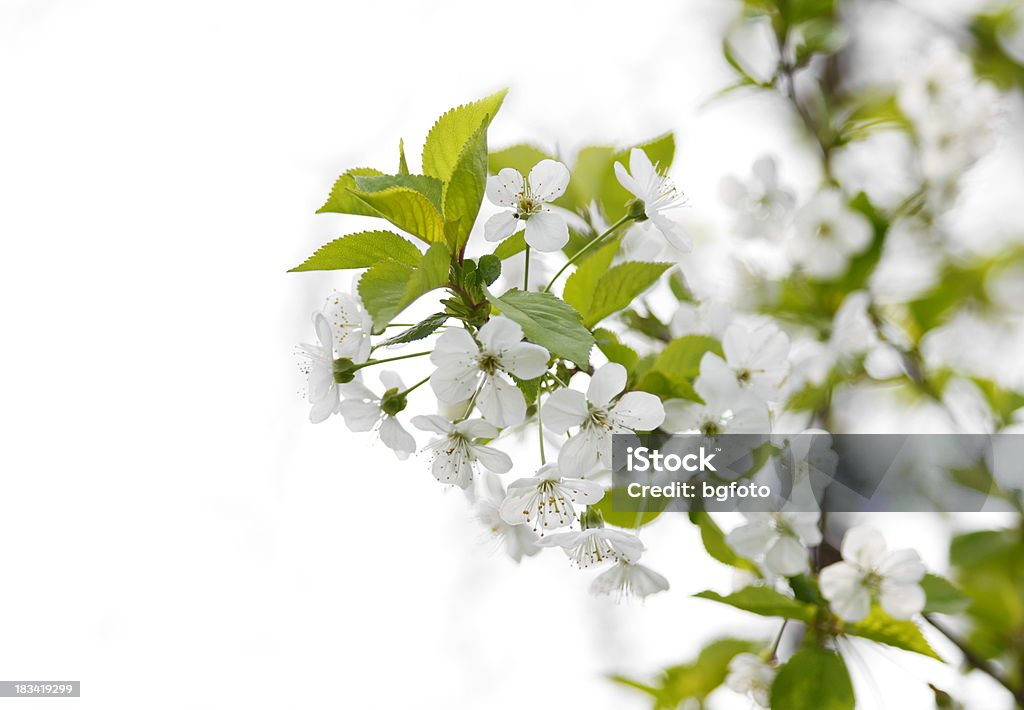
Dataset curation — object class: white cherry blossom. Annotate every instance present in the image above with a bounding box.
[537,526,645,568]
[499,463,604,534]
[614,148,691,252]
[338,371,416,459]
[670,299,733,339]
[429,316,550,427]
[484,160,571,251]
[589,559,669,600]
[785,190,871,279]
[726,512,822,577]
[725,653,776,708]
[819,526,926,622]
[722,322,790,400]
[298,312,341,424]
[475,472,540,563]
[662,353,770,436]
[412,415,513,489]
[542,363,665,477]
[322,291,373,363]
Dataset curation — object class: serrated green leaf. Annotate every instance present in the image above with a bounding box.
[317,167,385,215]
[771,646,854,710]
[378,313,449,347]
[493,231,527,260]
[593,328,639,371]
[353,174,443,211]
[489,144,555,176]
[488,288,593,367]
[350,187,446,244]
[422,90,507,184]
[585,262,672,327]
[844,607,942,660]
[689,512,761,574]
[695,587,817,622]
[398,139,409,176]
[922,574,971,614]
[288,231,421,272]
[358,243,451,331]
[443,122,488,249]
[563,239,620,314]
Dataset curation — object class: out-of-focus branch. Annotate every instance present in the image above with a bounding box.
[923,613,1024,708]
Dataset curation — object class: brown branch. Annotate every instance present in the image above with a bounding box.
[923,613,1024,708]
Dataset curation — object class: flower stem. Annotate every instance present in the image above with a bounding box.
[922,613,1024,706]
[460,382,483,421]
[543,215,634,293]
[536,387,547,465]
[398,376,430,398]
[523,246,531,291]
[769,619,788,660]
[356,351,431,370]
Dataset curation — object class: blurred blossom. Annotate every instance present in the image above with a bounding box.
[785,190,872,279]
[669,299,733,339]
[869,218,942,303]
[725,653,776,708]
[719,155,795,241]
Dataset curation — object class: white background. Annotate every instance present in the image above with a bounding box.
[0,0,1018,708]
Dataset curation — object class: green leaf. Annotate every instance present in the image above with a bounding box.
[770,646,854,710]
[398,139,409,175]
[442,122,488,249]
[844,607,942,660]
[566,145,616,209]
[353,174,443,211]
[288,231,421,272]
[350,186,446,244]
[594,488,666,529]
[584,262,672,327]
[493,231,527,260]
[512,374,542,405]
[317,167,385,215]
[635,335,721,401]
[695,587,816,622]
[922,574,971,615]
[488,288,594,367]
[477,254,501,286]
[563,239,620,315]
[358,243,451,331]
[378,313,449,347]
[422,90,507,184]
[489,144,555,176]
[593,328,639,371]
[689,512,761,574]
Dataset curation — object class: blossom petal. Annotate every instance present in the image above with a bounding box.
[880,580,926,619]
[564,477,606,504]
[878,549,925,584]
[312,312,333,349]
[524,211,569,252]
[557,428,606,478]
[477,375,526,427]
[726,519,775,557]
[628,147,657,192]
[455,418,498,439]
[309,387,339,424]
[378,370,405,392]
[430,327,478,367]
[500,342,550,379]
[611,392,665,431]
[379,416,415,458]
[587,363,627,408]
[486,168,524,207]
[841,527,889,570]
[766,536,810,576]
[527,159,570,202]
[338,400,380,432]
[411,414,453,435]
[470,443,513,473]
[478,315,524,353]
[650,212,692,252]
[484,210,519,243]
[430,364,479,404]
[661,399,706,433]
[820,561,870,622]
[540,389,588,434]
[614,160,642,198]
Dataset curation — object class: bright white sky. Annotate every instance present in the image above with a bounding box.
[0,0,1017,708]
